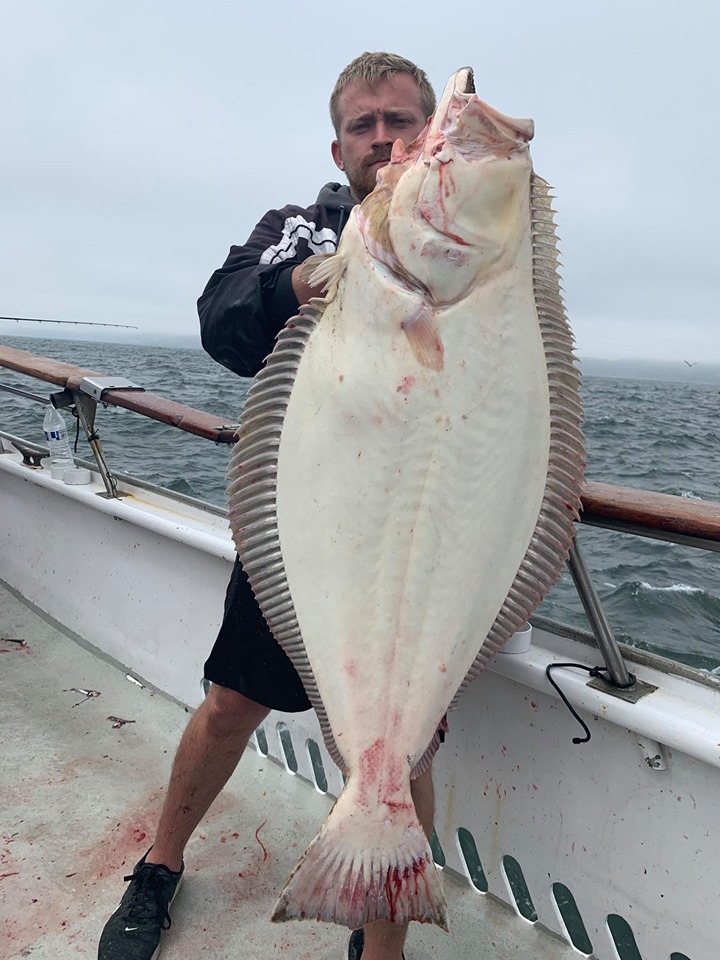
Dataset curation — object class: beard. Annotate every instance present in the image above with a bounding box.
[343,153,391,201]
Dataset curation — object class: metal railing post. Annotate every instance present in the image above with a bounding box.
[567,538,634,688]
[71,392,120,499]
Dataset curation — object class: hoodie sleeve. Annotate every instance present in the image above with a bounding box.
[197,207,304,378]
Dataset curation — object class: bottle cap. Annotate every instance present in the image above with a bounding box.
[62,467,92,486]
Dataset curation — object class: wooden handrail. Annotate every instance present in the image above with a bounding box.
[581,481,720,550]
[0,342,238,445]
[0,345,101,388]
[2,342,719,548]
[96,391,238,445]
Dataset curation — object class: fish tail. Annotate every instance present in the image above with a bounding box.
[271,783,447,930]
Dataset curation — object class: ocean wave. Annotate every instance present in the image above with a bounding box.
[604,555,700,582]
[634,581,704,594]
[604,579,720,621]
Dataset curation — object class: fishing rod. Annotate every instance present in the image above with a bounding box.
[0,315,138,330]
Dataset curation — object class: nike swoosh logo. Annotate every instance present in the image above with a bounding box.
[124,926,139,932]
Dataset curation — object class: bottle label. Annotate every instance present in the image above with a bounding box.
[44,430,64,441]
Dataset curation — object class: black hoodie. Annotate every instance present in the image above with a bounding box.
[198,183,355,378]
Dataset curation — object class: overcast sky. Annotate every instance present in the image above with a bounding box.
[1,1,717,362]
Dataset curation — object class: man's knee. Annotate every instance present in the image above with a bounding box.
[201,683,270,739]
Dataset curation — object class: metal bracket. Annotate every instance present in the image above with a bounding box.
[71,391,123,499]
[587,675,657,703]
[79,376,144,402]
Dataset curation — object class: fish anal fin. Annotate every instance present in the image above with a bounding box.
[272,779,447,929]
[401,305,444,372]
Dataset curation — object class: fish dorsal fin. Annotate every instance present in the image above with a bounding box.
[413,174,585,775]
[226,298,347,773]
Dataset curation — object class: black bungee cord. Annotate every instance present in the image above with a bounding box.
[545,662,637,744]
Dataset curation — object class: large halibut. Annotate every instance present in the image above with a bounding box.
[227,67,585,930]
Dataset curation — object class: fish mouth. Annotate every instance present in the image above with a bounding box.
[431,66,534,155]
[457,66,476,96]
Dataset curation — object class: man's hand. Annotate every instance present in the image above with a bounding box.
[291,264,326,307]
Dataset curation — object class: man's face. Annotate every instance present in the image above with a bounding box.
[332,74,429,202]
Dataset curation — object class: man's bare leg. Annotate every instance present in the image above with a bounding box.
[360,765,435,960]
[145,687,434,958]
[146,684,270,872]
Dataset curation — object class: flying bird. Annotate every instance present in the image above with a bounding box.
[683,360,698,367]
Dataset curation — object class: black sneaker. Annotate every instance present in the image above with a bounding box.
[348,930,365,960]
[347,928,405,959]
[98,852,184,960]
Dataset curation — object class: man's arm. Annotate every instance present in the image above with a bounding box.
[198,207,328,379]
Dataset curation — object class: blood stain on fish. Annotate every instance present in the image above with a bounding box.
[359,738,384,779]
[396,376,415,395]
[383,861,429,921]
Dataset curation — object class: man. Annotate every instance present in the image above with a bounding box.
[98,52,437,960]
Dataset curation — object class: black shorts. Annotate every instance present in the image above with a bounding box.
[204,559,311,713]
[205,560,448,746]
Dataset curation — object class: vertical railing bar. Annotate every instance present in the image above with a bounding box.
[71,392,120,498]
[567,539,633,688]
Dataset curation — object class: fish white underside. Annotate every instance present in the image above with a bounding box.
[227,148,584,929]
[277,217,549,772]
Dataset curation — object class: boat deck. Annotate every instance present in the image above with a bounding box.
[0,579,577,960]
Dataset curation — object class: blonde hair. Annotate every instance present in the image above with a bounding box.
[330,52,436,136]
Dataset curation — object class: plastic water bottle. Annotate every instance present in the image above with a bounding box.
[43,405,75,472]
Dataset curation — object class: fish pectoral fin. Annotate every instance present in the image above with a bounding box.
[297,253,348,295]
[401,304,444,372]
[296,253,330,285]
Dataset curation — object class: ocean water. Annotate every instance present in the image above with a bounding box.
[2,334,719,673]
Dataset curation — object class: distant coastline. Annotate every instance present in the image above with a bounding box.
[2,327,719,386]
[577,356,720,386]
